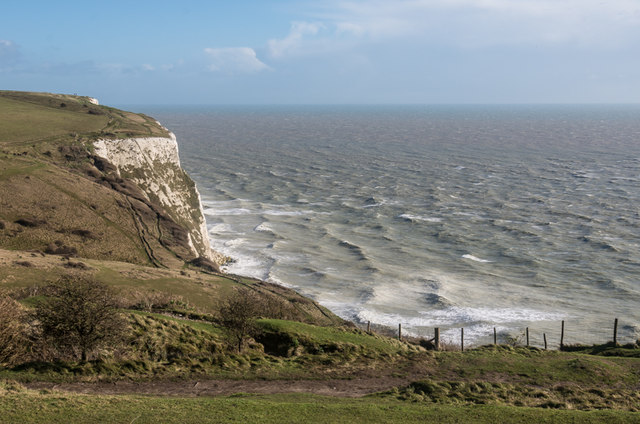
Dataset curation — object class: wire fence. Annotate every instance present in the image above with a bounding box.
[363,318,640,351]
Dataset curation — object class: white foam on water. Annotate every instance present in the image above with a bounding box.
[218,245,277,281]
[223,238,247,248]
[462,254,493,263]
[263,209,314,216]
[254,222,275,233]
[317,299,362,320]
[206,208,253,216]
[202,198,252,208]
[356,306,567,341]
[398,213,443,223]
[265,273,295,289]
[209,223,234,233]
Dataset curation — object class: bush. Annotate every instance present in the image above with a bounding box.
[219,288,262,352]
[33,276,125,362]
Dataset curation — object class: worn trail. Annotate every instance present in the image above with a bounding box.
[27,377,411,398]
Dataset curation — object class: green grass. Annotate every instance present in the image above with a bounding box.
[428,346,640,388]
[0,91,169,146]
[0,388,639,424]
[127,310,224,335]
[258,319,408,355]
[0,96,108,145]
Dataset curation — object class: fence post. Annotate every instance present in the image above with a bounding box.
[560,320,565,350]
[367,321,371,333]
[398,323,402,341]
[435,328,440,351]
[526,327,529,347]
[613,318,618,345]
[494,327,497,345]
[461,328,464,352]
[543,333,547,350]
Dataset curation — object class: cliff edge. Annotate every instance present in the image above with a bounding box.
[93,130,223,264]
[0,91,222,269]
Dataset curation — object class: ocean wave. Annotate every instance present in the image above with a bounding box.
[254,222,275,233]
[398,213,443,223]
[218,250,273,281]
[462,254,492,263]
[209,223,234,233]
[205,206,321,218]
[423,293,454,308]
[356,306,566,340]
[223,238,247,248]
[205,207,252,216]
[338,240,369,262]
[579,236,620,252]
[262,209,316,216]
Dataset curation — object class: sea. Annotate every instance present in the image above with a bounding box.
[140,105,640,347]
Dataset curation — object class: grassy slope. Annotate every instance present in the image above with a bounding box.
[0,248,342,327]
[0,91,176,266]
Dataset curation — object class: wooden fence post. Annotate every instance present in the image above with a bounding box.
[435,328,440,351]
[560,320,565,350]
[526,327,529,347]
[398,323,402,341]
[543,333,547,350]
[367,321,371,333]
[494,327,497,345]
[613,318,618,345]
[461,328,464,352]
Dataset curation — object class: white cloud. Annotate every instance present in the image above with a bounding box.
[204,47,270,73]
[0,39,20,67]
[317,0,640,47]
[268,22,326,58]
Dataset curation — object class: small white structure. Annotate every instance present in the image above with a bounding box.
[88,97,100,105]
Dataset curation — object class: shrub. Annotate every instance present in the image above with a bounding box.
[33,276,125,362]
[219,288,262,352]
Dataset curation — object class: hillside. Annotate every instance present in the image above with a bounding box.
[0,90,342,326]
[0,91,207,267]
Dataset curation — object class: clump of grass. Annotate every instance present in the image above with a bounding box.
[0,379,26,395]
[256,319,410,359]
[391,379,640,411]
[126,313,223,366]
[0,295,30,365]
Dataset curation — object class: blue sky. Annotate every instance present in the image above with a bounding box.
[2,0,640,104]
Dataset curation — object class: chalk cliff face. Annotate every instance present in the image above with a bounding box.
[93,130,221,264]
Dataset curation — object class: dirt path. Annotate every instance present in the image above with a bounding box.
[26,377,410,398]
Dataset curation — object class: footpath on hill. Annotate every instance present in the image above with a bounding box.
[26,377,411,398]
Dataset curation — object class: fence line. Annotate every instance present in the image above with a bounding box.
[362,318,639,351]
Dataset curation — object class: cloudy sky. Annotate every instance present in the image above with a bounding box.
[2,0,640,104]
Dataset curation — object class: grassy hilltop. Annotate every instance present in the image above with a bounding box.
[1,91,640,423]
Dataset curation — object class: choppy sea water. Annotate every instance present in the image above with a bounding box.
[143,105,640,346]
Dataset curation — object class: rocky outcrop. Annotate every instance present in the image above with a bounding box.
[93,130,222,264]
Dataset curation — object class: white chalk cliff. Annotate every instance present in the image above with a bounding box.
[93,129,221,264]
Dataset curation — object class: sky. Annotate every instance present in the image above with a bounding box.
[1,0,640,105]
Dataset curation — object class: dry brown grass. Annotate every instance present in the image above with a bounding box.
[0,293,29,365]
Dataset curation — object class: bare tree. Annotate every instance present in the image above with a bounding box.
[219,287,262,352]
[34,276,124,362]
